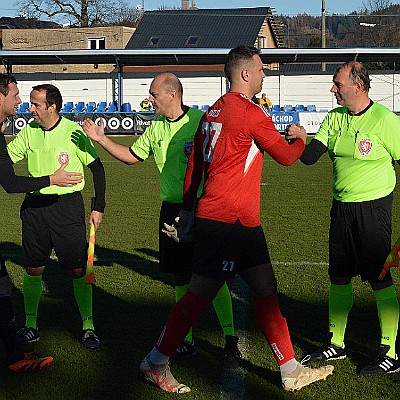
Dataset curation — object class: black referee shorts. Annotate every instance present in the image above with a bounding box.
[20,192,87,270]
[329,193,393,283]
[192,218,271,279]
[159,201,195,274]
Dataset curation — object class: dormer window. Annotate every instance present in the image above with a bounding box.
[88,37,105,49]
[185,36,199,46]
[147,36,161,46]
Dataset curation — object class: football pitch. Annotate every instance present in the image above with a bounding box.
[1,135,400,400]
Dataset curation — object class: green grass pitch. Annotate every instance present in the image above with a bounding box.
[1,135,399,399]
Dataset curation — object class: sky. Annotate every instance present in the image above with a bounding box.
[1,1,398,19]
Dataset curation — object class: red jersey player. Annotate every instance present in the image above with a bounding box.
[141,45,334,394]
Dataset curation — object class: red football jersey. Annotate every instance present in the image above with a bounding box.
[184,92,304,227]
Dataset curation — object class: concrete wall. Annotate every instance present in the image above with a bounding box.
[13,70,400,112]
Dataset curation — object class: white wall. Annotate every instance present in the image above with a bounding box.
[14,71,400,112]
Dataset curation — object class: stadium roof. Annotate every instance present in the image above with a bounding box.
[1,48,400,70]
[126,7,277,49]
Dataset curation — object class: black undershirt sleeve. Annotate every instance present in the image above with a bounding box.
[87,158,106,213]
[300,138,328,165]
[0,134,50,193]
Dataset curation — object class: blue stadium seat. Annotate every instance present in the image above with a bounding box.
[65,101,74,108]
[87,101,96,108]
[95,102,107,113]
[107,103,117,113]
[191,105,199,109]
[61,105,73,113]
[17,103,30,113]
[85,105,95,113]
[271,104,281,112]
[74,102,85,113]
[307,104,317,112]
[122,102,132,112]
[283,104,293,112]
[201,105,209,111]
[295,104,305,112]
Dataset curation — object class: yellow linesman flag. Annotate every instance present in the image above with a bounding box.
[85,224,96,284]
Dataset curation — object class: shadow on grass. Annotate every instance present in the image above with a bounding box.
[1,241,397,399]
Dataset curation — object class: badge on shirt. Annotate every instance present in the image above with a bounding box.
[58,152,70,165]
[184,142,192,158]
[358,139,372,157]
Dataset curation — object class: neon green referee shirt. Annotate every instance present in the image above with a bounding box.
[131,107,204,203]
[314,102,400,202]
[7,117,98,195]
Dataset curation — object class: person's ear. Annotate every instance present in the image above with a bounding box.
[241,68,250,82]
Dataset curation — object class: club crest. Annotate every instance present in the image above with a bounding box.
[184,142,192,158]
[358,138,372,157]
[58,152,69,165]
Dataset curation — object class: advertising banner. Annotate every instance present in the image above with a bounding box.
[298,111,328,134]
[271,111,300,133]
[4,113,159,136]
[5,111,328,136]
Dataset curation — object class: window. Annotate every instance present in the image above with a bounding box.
[185,36,199,46]
[257,36,266,48]
[147,36,161,46]
[88,38,105,50]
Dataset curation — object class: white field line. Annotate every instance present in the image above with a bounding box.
[260,182,331,186]
[4,254,328,268]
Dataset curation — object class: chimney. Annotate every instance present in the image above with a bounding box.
[182,0,189,10]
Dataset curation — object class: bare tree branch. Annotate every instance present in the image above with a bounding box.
[15,0,141,27]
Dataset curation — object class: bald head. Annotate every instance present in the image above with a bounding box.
[149,73,185,118]
[152,73,183,99]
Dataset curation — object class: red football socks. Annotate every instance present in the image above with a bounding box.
[254,294,295,366]
[156,289,209,356]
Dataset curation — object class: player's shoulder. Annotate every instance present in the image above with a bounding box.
[370,101,394,115]
[242,94,271,121]
[16,121,41,137]
[367,102,399,124]
[60,116,83,131]
[187,107,205,123]
[189,107,205,117]
[25,121,41,131]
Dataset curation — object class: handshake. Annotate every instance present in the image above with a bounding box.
[284,123,307,143]
[162,210,195,243]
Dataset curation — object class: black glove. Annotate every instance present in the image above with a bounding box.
[162,210,195,243]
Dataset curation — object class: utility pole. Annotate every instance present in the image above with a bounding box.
[322,0,326,71]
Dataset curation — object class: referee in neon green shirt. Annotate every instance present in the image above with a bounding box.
[83,73,241,363]
[7,84,105,350]
[287,61,400,376]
